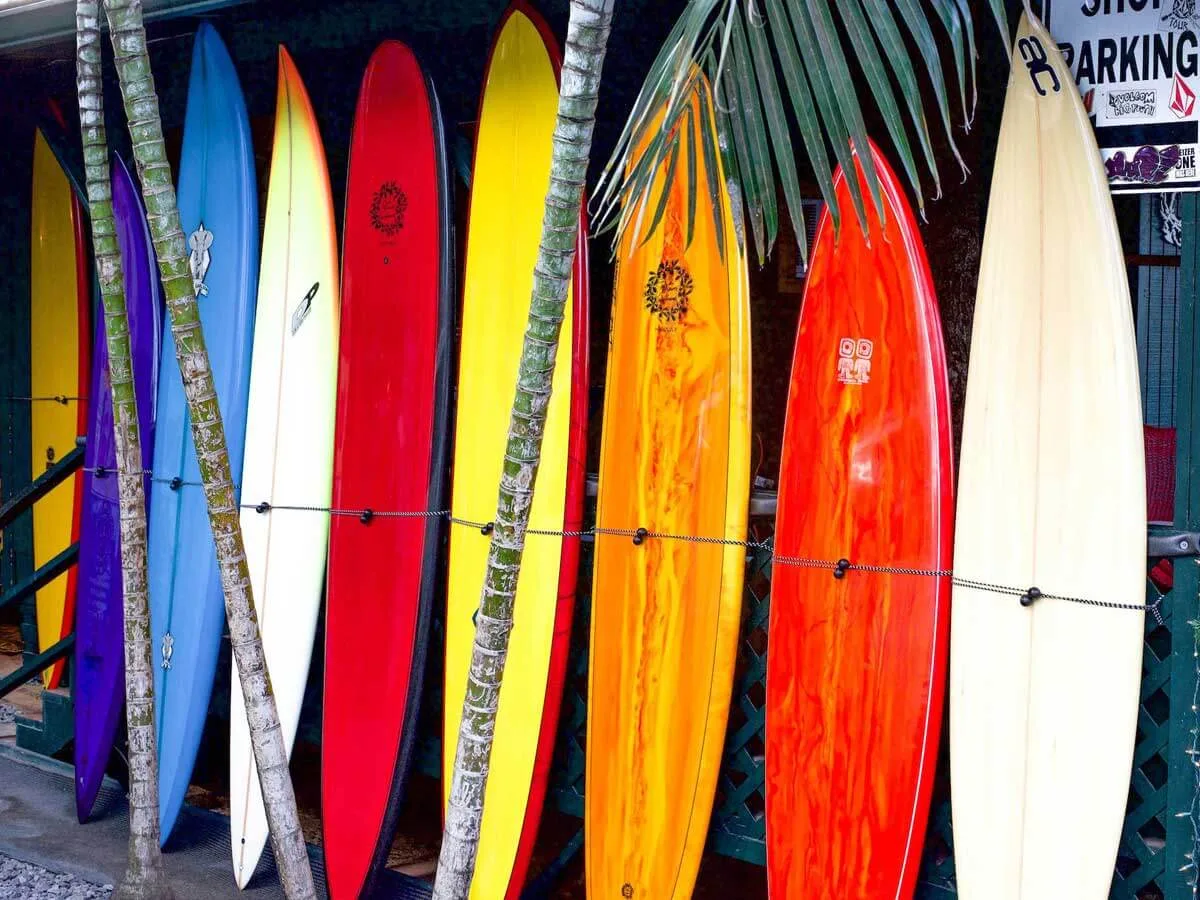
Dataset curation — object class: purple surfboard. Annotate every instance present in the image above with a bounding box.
[74,154,162,822]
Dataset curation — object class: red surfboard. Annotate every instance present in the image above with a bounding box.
[766,142,954,900]
[321,41,453,899]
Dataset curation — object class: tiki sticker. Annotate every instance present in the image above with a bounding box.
[370,181,408,236]
[837,337,873,385]
[644,258,694,324]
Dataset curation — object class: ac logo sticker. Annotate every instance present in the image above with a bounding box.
[1018,35,1061,96]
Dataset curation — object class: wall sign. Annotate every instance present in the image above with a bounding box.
[1045,0,1200,192]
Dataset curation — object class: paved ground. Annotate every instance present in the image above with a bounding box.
[0,625,43,747]
[0,745,430,899]
[0,854,111,899]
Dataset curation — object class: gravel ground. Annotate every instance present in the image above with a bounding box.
[0,855,112,899]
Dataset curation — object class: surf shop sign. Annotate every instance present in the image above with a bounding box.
[1045,0,1200,192]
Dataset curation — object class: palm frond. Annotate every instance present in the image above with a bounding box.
[742,0,806,260]
[834,0,931,213]
[788,0,885,237]
[595,0,1009,264]
[724,5,774,261]
[926,0,971,126]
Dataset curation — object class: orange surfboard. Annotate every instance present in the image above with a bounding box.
[586,75,751,900]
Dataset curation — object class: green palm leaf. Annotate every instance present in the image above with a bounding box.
[833,0,930,212]
[926,0,971,125]
[596,0,1007,264]
[725,5,775,261]
[743,0,807,258]
[787,0,885,234]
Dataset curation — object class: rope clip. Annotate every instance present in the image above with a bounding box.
[481,521,494,535]
[1020,586,1042,608]
[833,558,851,579]
[633,527,649,546]
[169,476,182,491]
[360,508,374,525]
[255,501,271,514]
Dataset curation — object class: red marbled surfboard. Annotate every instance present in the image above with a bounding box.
[766,141,954,900]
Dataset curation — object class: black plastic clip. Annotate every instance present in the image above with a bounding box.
[833,558,851,579]
[1020,586,1042,607]
[94,465,109,479]
[633,527,649,546]
[255,501,271,514]
[481,521,494,535]
[360,508,374,525]
[169,476,183,491]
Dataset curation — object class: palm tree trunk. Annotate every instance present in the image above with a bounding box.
[75,3,172,897]
[99,2,315,896]
[433,1,615,896]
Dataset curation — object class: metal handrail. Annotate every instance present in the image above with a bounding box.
[1,437,85,698]
[0,543,79,613]
[0,634,73,701]
[0,438,84,531]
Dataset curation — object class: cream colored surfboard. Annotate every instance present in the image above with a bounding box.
[949,12,1145,899]
[229,47,339,889]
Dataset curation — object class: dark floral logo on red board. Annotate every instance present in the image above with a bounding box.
[370,182,408,236]
[644,258,693,323]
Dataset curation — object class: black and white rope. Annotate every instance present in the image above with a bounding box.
[0,395,84,404]
[238,499,1162,619]
[74,465,1165,619]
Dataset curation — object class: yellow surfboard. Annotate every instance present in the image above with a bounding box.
[30,128,89,689]
[443,5,582,898]
[586,77,751,900]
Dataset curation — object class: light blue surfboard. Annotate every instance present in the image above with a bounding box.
[148,21,258,844]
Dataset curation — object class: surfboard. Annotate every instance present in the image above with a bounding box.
[320,41,452,899]
[30,122,90,689]
[585,74,750,900]
[949,13,1145,898]
[74,153,163,822]
[229,46,338,888]
[443,5,589,898]
[765,142,954,899]
[148,21,258,845]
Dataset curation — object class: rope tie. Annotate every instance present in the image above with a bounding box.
[60,461,1165,619]
[0,395,83,404]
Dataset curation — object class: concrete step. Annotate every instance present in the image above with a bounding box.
[15,687,72,756]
